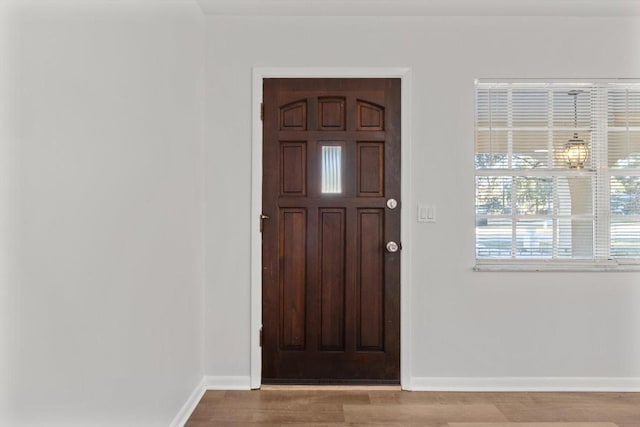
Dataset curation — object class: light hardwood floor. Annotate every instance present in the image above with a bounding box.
[185,389,640,426]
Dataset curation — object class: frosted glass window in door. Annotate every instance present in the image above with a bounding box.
[321,145,342,194]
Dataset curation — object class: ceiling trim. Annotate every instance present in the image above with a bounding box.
[197,0,640,17]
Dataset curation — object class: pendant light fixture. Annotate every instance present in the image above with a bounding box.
[565,89,589,169]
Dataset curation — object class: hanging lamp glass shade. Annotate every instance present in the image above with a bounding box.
[565,133,589,169]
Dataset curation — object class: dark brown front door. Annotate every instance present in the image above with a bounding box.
[262,78,400,383]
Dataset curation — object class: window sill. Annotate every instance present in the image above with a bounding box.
[474,260,640,272]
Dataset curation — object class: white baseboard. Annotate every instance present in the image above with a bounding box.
[170,376,251,427]
[409,376,640,392]
[171,375,640,426]
[169,377,206,427]
[203,375,252,390]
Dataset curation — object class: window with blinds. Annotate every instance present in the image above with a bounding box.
[475,80,640,268]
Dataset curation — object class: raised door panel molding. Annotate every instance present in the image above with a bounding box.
[357,101,384,131]
[280,100,307,130]
[318,97,346,131]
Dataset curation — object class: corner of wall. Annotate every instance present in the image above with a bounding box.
[169,378,206,427]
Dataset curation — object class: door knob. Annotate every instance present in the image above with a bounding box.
[386,241,400,253]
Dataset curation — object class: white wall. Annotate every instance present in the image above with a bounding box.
[0,1,205,425]
[204,16,640,385]
[2,7,639,425]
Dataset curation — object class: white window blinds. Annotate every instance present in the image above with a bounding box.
[608,85,640,258]
[475,80,640,265]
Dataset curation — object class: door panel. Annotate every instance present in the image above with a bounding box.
[357,142,384,196]
[357,208,385,351]
[279,208,306,350]
[280,142,306,196]
[318,97,346,130]
[262,78,400,383]
[318,208,346,351]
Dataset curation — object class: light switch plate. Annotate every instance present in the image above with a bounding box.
[417,204,436,223]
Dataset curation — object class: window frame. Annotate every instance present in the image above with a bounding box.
[474,79,640,272]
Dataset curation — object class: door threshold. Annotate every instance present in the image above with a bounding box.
[260,384,401,391]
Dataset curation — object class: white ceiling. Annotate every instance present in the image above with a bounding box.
[196,0,640,16]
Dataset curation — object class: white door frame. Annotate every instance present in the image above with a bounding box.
[251,67,413,389]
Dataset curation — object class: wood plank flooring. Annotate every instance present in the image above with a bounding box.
[185,389,640,426]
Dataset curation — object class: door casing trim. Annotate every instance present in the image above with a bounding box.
[251,67,413,389]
